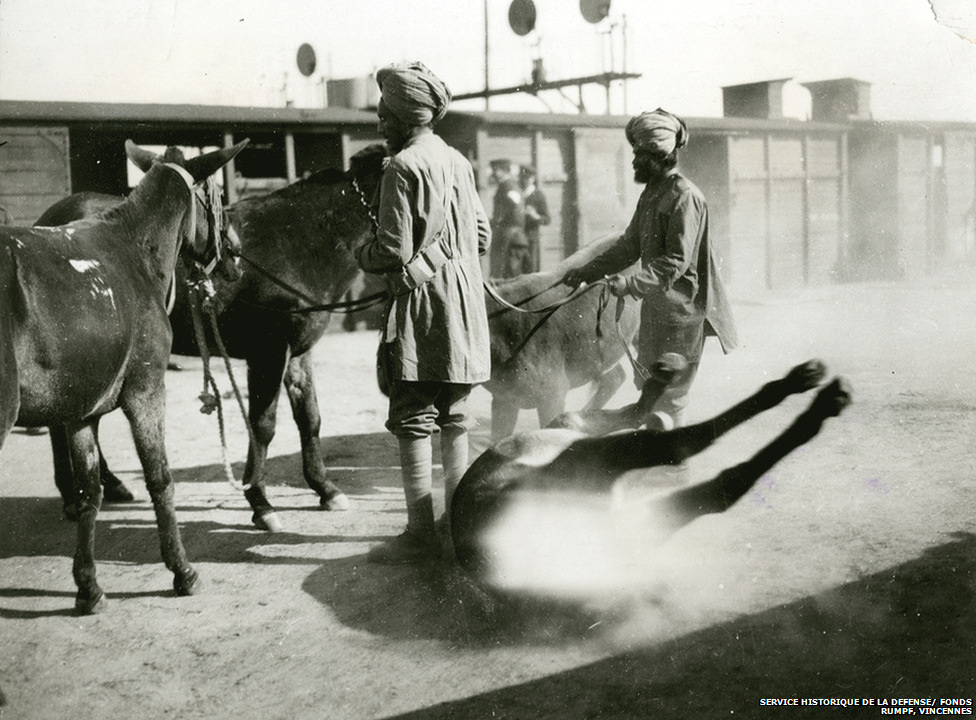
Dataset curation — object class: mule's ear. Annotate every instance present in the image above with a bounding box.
[185,139,250,185]
[125,140,158,173]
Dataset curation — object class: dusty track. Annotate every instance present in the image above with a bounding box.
[1,270,974,718]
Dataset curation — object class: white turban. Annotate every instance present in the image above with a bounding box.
[375,61,452,126]
[625,108,689,155]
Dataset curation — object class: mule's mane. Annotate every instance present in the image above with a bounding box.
[301,168,348,186]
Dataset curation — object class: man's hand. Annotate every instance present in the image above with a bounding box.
[562,268,591,288]
[607,274,629,297]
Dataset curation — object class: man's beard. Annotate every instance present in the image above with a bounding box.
[634,162,666,185]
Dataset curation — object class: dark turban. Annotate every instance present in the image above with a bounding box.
[375,61,452,126]
[625,108,689,155]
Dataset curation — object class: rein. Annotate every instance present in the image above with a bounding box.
[485,277,606,315]
[217,171,388,316]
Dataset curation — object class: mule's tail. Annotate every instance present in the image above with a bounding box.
[0,244,25,447]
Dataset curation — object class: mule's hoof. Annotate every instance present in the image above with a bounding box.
[102,482,136,503]
[75,590,107,615]
[321,493,350,512]
[174,568,202,597]
[787,359,827,392]
[253,510,285,533]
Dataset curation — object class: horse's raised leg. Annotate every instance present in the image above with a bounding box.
[283,352,349,511]
[547,359,829,485]
[654,376,852,538]
[123,392,199,599]
[242,342,289,532]
[64,420,106,615]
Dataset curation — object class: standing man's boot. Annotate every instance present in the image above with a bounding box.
[368,436,440,565]
[437,426,468,559]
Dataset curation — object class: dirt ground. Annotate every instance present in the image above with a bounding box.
[1,268,975,719]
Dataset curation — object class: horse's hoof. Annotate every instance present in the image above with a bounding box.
[814,377,853,417]
[320,493,350,512]
[174,568,202,597]
[75,590,107,615]
[787,360,827,392]
[253,510,285,533]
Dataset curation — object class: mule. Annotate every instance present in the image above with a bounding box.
[35,186,243,512]
[42,145,390,532]
[483,236,641,442]
[0,139,247,614]
[450,359,852,588]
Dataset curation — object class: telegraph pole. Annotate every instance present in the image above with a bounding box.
[484,0,491,111]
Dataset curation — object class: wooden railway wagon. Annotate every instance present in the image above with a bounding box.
[436,108,850,293]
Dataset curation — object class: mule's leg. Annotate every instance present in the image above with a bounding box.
[283,353,349,511]
[242,342,290,531]
[94,422,135,503]
[64,420,106,615]
[490,395,520,443]
[580,361,626,412]
[547,360,829,485]
[653,377,852,538]
[535,373,571,428]
[50,424,76,518]
[123,393,200,598]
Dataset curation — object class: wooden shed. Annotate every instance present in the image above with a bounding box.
[0,100,380,224]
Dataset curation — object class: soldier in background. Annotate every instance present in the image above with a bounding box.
[488,159,526,278]
[520,165,550,274]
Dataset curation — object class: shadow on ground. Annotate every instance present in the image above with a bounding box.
[355,532,976,718]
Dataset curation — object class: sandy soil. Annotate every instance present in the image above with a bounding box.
[1,268,974,719]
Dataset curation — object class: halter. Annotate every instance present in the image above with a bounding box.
[162,162,198,314]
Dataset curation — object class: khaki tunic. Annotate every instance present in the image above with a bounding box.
[580,170,738,365]
[357,133,492,384]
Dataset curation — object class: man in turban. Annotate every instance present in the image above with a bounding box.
[563,109,738,431]
[357,62,492,564]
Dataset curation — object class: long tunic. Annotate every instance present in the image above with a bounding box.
[579,170,738,364]
[357,132,492,384]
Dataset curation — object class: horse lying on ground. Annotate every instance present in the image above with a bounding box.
[450,359,852,589]
[35,185,244,513]
[0,139,247,614]
[36,144,389,532]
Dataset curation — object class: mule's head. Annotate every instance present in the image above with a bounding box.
[181,185,243,282]
[348,143,388,204]
[125,139,248,268]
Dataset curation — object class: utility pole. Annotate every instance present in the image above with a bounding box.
[484,0,491,111]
